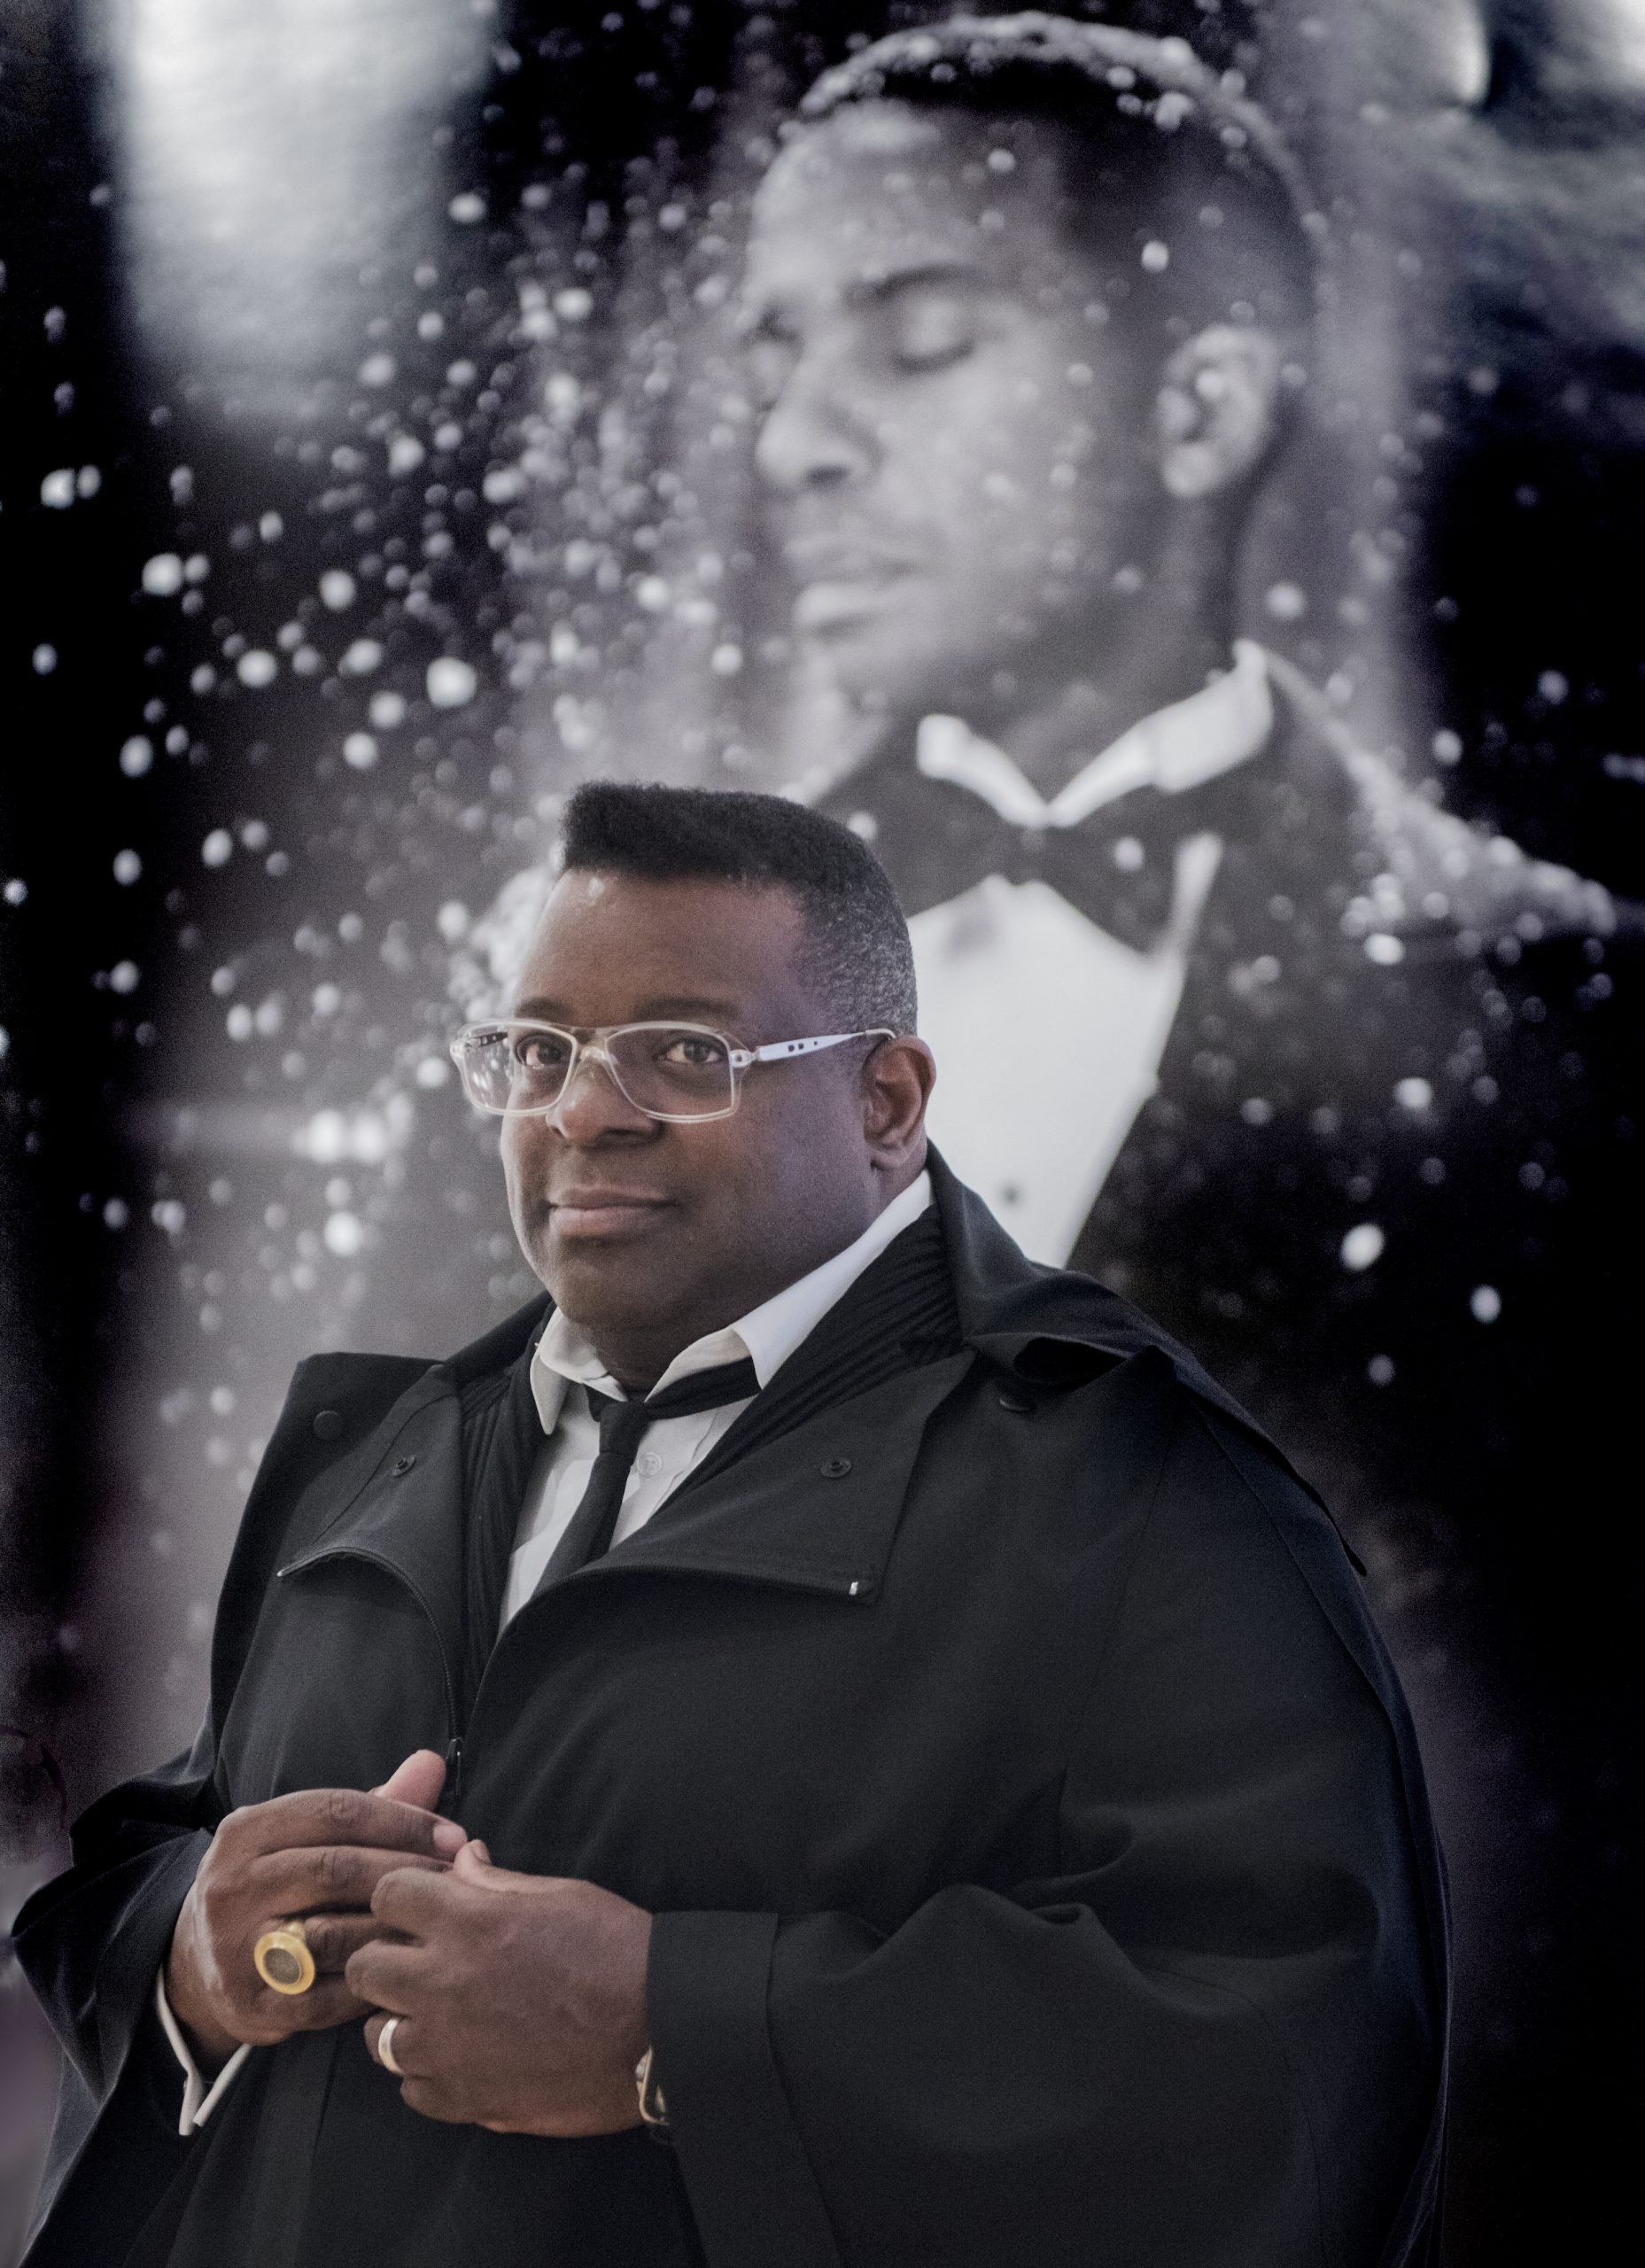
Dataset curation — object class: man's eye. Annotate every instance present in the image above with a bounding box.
[658,1034,726,1068]
[886,287,980,373]
[516,1035,570,1073]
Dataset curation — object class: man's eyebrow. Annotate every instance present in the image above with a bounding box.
[510,993,748,1024]
[734,259,985,338]
[844,259,986,310]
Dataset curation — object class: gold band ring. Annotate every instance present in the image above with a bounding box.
[252,1918,316,1996]
[376,2016,406,2077]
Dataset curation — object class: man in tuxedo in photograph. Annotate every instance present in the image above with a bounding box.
[741,13,1629,1446]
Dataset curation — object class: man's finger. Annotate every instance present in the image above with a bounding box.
[220,1785,466,1860]
[369,1860,468,1934]
[252,1842,450,1916]
[299,1910,389,1974]
[266,1977,369,2035]
[371,1751,448,1811]
[450,1841,552,1895]
[361,2009,425,2077]
[345,1937,425,2014]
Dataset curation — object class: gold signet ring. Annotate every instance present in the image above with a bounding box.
[252,1920,316,1995]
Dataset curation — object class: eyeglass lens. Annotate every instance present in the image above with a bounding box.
[459,1023,736,1118]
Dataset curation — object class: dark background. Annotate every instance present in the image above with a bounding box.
[1,4,1639,2261]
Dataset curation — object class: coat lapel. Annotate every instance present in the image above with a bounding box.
[272,1156,1321,1651]
[570,1352,974,1604]
[273,1300,550,1704]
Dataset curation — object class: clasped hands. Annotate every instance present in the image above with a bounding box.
[163,1750,653,2135]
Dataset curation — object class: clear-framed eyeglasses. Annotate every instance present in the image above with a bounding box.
[448,1019,896,1124]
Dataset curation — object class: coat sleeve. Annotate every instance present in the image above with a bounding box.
[12,1723,221,2249]
[648,1396,1444,2268]
[15,1721,220,2102]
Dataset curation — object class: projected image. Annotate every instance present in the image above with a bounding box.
[4,7,1641,2259]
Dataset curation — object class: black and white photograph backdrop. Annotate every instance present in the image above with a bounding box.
[2,3,1640,2259]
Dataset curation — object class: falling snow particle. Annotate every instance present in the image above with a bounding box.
[1264,582,1307,622]
[1364,933,1405,966]
[41,470,76,509]
[236,649,277,688]
[151,1199,186,1236]
[1470,1285,1502,1324]
[109,961,139,994]
[343,733,378,771]
[368,691,406,729]
[1393,1077,1432,1112]
[339,639,383,675]
[201,829,233,868]
[141,553,185,596]
[4,880,27,906]
[387,435,425,476]
[1140,240,1169,272]
[113,850,142,885]
[436,900,470,944]
[120,736,154,776]
[225,1004,253,1040]
[358,353,397,386]
[1367,1355,1396,1386]
[319,570,357,611]
[1432,729,1463,765]
[448,192,486,225]
[1340,1222,1385,1272]
[427,657,477,709]
[102,1198,128,1230]
[33,645,58,675]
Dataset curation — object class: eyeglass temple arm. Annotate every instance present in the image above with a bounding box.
[737,1029,895,1068]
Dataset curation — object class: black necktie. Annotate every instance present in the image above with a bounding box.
[540,1357,760,1581]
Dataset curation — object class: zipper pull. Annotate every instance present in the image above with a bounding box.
[439,1736,463,1815]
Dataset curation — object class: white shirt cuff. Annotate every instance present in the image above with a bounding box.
[153,1969,252,2136]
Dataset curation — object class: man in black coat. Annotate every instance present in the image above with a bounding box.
[19,783,1446,2267]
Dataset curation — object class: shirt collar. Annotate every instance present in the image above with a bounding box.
[913,638,1273,831]
[531,1168,935,1425]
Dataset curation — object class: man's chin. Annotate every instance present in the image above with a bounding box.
[802,616,989,724]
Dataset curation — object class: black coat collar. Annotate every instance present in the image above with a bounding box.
[278,1150,1314,1663]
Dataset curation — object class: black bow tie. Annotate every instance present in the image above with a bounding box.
[543,1357,762,1580]
[820,748,1260,951]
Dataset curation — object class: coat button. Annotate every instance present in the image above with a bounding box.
[312,1408,345,1441]
[392,1455,416,1476]
[820,1456,852,1479]
[996,1383,1036,1415]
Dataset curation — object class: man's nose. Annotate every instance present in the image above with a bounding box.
[547,1049,656,1143]
[754,353,873,494]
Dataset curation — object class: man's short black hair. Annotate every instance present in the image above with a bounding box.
[559,781,919,1034]
[799,12,1323,345]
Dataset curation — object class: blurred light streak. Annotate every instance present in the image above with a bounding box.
[98,0,490,408]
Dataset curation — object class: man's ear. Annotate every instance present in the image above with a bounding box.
[862,1036,935,1172]
[1153,325,1286,501]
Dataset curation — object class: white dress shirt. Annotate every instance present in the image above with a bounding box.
[159,1169,935,2134]
[905,641,1273,1265]
[502,1168,933,1624]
